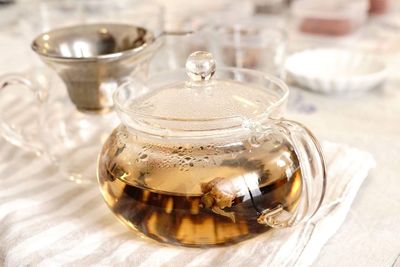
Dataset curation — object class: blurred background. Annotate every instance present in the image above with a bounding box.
[1,0,400,74]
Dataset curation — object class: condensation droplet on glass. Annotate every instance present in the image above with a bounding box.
[138,153,149,162]
[248,135,262,148]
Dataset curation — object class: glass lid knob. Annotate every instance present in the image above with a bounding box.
[185,51,216,82]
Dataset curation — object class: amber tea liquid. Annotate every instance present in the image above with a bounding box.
[98,127,302,247]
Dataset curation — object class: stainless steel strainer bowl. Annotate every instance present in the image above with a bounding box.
[32,23,162,112]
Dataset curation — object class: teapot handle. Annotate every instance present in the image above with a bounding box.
[257,119,327,228]
[0,74,46,154]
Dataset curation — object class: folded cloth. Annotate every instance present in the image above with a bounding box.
[0,141,375,267]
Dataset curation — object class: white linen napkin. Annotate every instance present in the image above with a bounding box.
[0,140,375,267]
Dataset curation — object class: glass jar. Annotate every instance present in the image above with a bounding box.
[98,51,326,246]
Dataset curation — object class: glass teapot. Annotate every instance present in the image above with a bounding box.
[98,51,326,247]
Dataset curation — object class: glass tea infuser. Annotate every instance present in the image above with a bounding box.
[98,51,326,246]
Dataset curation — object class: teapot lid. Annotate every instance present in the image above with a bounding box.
[114,51,289,136]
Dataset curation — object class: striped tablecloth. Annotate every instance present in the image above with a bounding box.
[0,139,375,267]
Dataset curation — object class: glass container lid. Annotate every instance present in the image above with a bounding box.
[114,51,289,137]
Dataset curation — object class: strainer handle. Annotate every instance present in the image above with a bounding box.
[257,119,327,228]
[0,74,45,154]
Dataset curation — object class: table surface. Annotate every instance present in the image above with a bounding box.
[1,6,400,267]
[286,18,400,267]
[288,84,400,267]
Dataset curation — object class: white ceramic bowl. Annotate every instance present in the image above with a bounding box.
[285,48,387,93]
